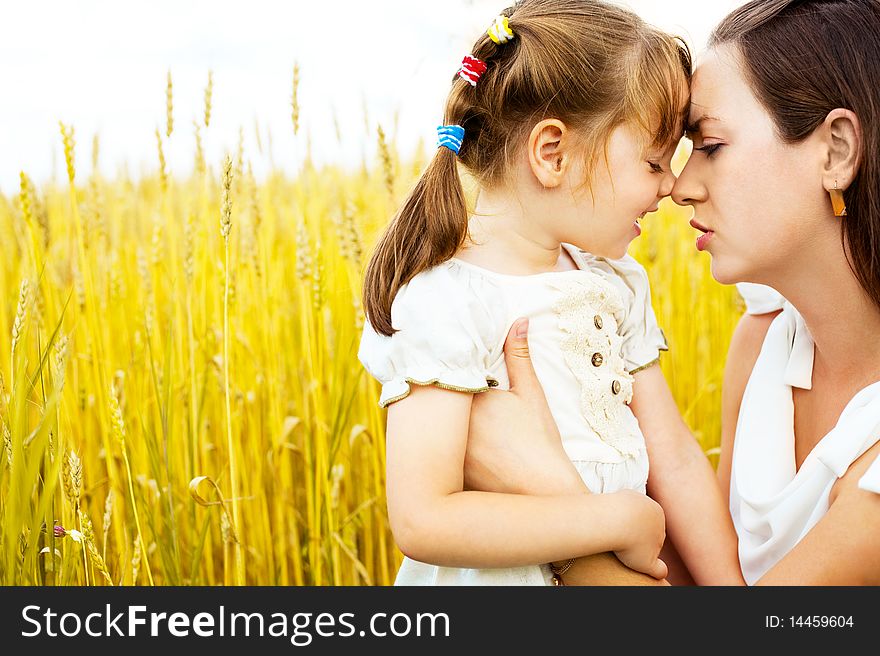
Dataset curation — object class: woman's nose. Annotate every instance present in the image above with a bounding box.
[671,169,698,207]
[659,170,677,199]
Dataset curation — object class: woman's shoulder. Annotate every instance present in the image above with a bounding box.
[722,310,785,422]
[736,282,787,315]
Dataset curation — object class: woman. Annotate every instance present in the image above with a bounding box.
[462,0,880,585]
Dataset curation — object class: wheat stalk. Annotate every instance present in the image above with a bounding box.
[131,535,141,584]
[203,70,213,128]
[377,124,394,197]
[109,383,154,585]
[155,128,168,194]
[62,449,82,506]
[165,70,174,138]
[295,220,311,282]
[193,121,206,177]
[18,172,33,226]
[79,510,113,584]
[59,121,76,184]
[2,421,12,469]
[102,488,114,558]
[91,132,100,171]
[219,154,244,585]
[291,63,300,136]
[11,279,30,392]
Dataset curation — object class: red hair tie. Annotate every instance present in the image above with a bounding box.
[457,55,488,87]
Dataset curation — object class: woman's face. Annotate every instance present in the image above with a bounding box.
[671,44,828,285]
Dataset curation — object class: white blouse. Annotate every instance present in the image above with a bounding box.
[358,243,668,585]
[731,283,880,584]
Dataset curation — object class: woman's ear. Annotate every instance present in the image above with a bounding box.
[821,108,862,191]
[528,119,567,189]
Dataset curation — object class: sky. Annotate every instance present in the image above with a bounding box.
[0,0,743,193]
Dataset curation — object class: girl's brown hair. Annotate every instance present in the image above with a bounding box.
[363,0,691,336]
[710,0,880,311]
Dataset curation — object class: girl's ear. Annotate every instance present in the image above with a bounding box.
[528,119,568,189]
[820,108,862,192]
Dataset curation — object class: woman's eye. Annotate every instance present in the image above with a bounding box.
[694,143,722,158]
[648,161,664,173]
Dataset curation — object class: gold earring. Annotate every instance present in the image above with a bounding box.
[830,180,847,217]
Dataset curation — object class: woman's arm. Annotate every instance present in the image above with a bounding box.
[628,364,745,585]
[386,382,668,576]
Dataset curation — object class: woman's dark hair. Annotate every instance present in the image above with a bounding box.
[711,0,880,310]
[362,0,691,336]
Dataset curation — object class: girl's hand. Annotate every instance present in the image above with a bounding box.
[611,490,669,579]
[464,318,586,496]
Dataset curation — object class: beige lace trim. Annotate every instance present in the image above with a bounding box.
[552,274,643,458]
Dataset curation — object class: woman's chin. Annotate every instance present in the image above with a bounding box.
[709,256,747,286]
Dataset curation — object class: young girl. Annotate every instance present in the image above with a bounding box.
[358,0,743,585]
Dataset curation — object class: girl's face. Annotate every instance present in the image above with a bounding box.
[558,122,679,260]
[670,45,826,285]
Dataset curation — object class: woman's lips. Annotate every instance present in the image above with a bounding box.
[690,218,715,251]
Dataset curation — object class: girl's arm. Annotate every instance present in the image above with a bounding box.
[386,382,668,578]
[637,309,779,585]
[627,363,745,585]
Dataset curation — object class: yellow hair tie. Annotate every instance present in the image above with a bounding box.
[487,15,514,44]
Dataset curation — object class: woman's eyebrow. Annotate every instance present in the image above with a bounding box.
[685,114,722,138]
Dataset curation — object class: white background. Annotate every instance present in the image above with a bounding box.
[0,0,743,192]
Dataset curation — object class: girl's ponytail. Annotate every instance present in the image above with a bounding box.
[362,121,471,337]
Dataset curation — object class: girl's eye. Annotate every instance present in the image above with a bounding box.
[694,143,722,158]
[648,161,664,174]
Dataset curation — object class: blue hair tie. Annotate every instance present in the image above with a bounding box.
[437,124,465,155]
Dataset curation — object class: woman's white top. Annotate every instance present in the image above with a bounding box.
[731,283,880,584]
[358,243,668,585]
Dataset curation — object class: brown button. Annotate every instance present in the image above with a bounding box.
[487,378,499,388]
[611,380,621,395]
[594,315,603,330]
[591,352,604,367]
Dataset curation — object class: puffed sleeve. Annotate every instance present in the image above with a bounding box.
[736,282,786,315]
[357,263,499,408]
[583,253,668,374]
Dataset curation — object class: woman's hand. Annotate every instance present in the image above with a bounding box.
[464,318,587,496]
[464,317,668,584]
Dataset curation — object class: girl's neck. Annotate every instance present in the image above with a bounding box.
[457,190,574,275]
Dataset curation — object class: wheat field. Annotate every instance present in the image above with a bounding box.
[0,73,743,586]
